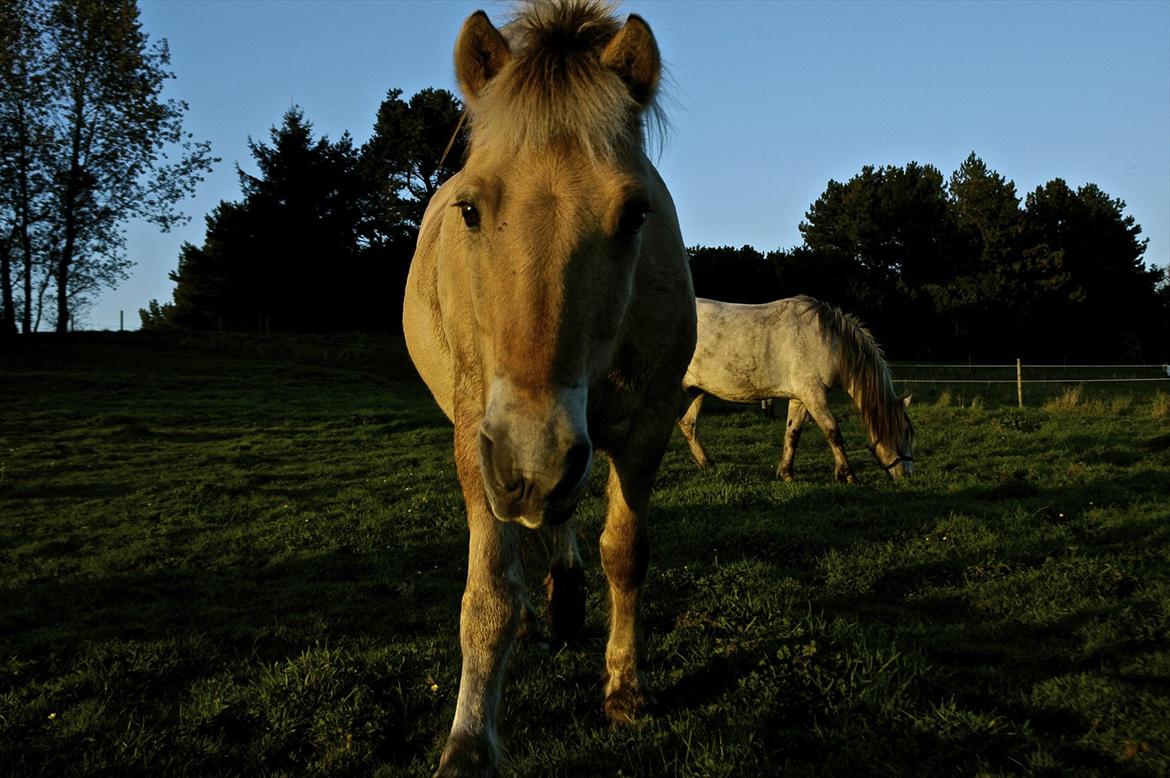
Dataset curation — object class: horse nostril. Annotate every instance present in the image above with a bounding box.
[551,441,592,501]
[478,429,509,488]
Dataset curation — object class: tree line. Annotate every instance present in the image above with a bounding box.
[149,101,1166,362]
[692,157,1168,362]
[0,0,214,335]
[140,88,464,334]
[5,1,1164,362]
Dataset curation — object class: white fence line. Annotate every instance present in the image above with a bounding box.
[891,360,1169,407]
[896,377,1170,384]
[895,364,1167,370]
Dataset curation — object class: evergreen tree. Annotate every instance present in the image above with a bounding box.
[362,87,466,237]
[1020,179,1158,360]
[149,89,464,333]
[156,109,372,332]
[941,153,1025,358]
[799,162,957,357]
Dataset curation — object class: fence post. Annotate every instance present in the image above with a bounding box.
[1016,358,1023,408]
[119,310,124,332]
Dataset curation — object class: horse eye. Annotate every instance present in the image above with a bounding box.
[458,202,480,229]
[616,202,649,237]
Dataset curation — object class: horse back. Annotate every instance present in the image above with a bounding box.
[685,297,840,402]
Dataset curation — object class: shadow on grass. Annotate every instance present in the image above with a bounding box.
[1,534,470,775]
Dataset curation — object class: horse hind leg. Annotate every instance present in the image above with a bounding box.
[677,390,715,469]
[776,399,808,481]
[543,519,587,643]
[801,393,859,484]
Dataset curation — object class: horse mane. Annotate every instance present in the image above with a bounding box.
[468,0,665,159]
[799,296,907,446]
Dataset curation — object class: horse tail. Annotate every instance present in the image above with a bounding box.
[806,297,904,446]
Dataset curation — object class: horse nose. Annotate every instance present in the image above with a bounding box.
[477,428,591,524]
[478,428,525,518]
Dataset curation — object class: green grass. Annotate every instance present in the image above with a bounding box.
[2,333,1168,776]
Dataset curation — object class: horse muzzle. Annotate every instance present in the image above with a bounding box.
[478,382,593,528]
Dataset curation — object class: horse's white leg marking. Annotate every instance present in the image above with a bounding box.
[437,427,524,776]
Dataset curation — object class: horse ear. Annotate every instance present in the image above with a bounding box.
[601,14,661,107]
[902,394,913,408]
[454,10,511,103]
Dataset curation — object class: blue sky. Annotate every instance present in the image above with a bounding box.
[98,0,1170,331]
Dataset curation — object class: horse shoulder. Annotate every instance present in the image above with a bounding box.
[403,177,461,421]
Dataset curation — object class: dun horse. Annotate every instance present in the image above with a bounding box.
[402,3,695,774]
[679,295,914,483]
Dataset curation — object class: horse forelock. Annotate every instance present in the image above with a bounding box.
[469,0,660,160]
[808,298,906,446]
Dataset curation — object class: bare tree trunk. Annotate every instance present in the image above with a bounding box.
[14,98,37,335]
[33,265,50,332]
[19,186,35,335]
[55,85,85,334]
[0,228,16,337]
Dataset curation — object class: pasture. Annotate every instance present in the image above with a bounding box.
[2,333,1168,776]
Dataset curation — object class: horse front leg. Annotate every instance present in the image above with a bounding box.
[436,423,524,777]
[776,398,808,481]
[600,423,668,723]
[802,395,859,484]
[677,390,715,469]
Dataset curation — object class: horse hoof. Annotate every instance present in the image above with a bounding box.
[544,565,586,641]
[604,684,646,725]
[434,732,499,777]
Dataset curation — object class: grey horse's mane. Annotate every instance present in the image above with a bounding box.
[799,296,907,446]
[468,0,667,159]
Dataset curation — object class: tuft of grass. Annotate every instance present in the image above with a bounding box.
[1043,385,1084,411]
[1153,391,1170,420]
[1044,386,1142,416]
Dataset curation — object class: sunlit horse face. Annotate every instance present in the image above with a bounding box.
[870,395,915,478]
[447,9,661,528]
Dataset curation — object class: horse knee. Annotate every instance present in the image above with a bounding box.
[600,529,649,592]
[460,582,522,654]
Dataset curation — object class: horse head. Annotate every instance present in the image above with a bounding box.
[447,5,665,527]
[870,393,915,478]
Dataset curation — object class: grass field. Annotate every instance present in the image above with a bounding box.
[2,332,1169,777]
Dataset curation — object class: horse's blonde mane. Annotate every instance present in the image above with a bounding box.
[468,0,663,159]
[799,296,907,446]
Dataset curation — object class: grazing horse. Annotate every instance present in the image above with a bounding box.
[678,296,914,483]
[402,2,695,774]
